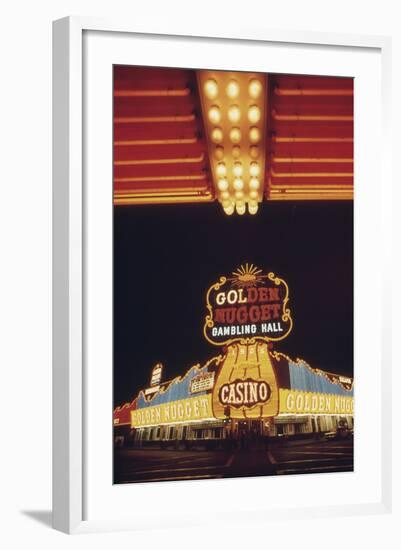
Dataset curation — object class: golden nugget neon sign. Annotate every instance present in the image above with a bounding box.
[204,264,293,346]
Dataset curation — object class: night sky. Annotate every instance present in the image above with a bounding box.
[113,201,353,406]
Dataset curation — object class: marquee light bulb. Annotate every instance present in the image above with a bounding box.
[248,105,261,124]
[208,105,221,124]
[249,177,260,190]
[224,203,235,216]
[216,162,227,177]
[249,126,261,144]
[233,178,244,191]
[222,199,232,209]
[235,190,244,200]
[215,146,224,160]
[228,104,241,123]
[220,190,230,200]
[226,80,240,99]
[249,145,260,159]
[211,127,223,143]
[230,127,242,144]
[249,79,263,99]
[204,79,218,99]
[232,145,241,159]
[249,162,260,177]
[233,162,243,178]
[217,178,228,191]
[249,189,259,200]
[236,202,246,215]
[248,201,259,215]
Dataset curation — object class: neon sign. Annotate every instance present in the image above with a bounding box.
[204,264,293,346]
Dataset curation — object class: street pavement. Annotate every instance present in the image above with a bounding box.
[114,437,353,483]
[269,437,353,475]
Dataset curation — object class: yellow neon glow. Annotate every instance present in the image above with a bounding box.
[233,162,243,177]
[217,178,229,191]
[216,162,227,177]
[114,194,213,206]
[114,154,204,166]
[114,174,207,183]
[279,389,353,415]
[272,136,353,143]
[249,126,261,144]
[248,105,261,124]
[273,157,353,164]
[272,111,353,122]
[114,88,190,97]
[249,177,260,190]
[249,145,260,159]
[226,80,240,99]
[248,200,258,215]
[236,203,246,215]
[229,127,242,144]
[232,145,241,159]
[114,137,198,146]
[208,105,221,124]
[249,162,260,177]
[204,79,218,99]
[215,146,224,160]
[228,104,241,123]
[224,203,235,215]
[211,127,223,144]
[197,71,267,215]
[248,79,263,98]
[114,114,195,123]
[269,194,353,201]
[271,184,352,190]
[233,178,244,191]
[271,169,353,178]
[131,395,214,428]
[275,87,353,97]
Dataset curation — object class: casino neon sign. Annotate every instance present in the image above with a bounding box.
[219,379,271,408]
[204,263,293,346]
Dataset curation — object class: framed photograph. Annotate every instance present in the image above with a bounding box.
[53,17,392,534]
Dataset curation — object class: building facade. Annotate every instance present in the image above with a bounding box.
[113,343,353,448]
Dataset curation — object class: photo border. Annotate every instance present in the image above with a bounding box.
[52,16,392,534]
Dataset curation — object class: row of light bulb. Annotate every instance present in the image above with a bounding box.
[210,125,261,145]
[216,160,261,215]
[222,200,259,216]
[216,161,260,179]
[204,78,263,101]
[208,104,261,127]
[202,76,264,216]
[205,77,263,148]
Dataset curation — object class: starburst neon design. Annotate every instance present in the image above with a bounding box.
[230,263,264,287]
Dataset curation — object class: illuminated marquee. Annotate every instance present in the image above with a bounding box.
[131,395,213,428]
[219,379,271,408]
[190,372,215,393]
[150,363,163,386]
[212,341,279,419]
[279,389,354,415]
[204,264,292,346]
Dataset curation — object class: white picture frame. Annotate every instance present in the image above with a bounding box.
[52,16,393,534]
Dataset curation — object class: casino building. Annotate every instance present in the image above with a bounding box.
[113,345,353,447]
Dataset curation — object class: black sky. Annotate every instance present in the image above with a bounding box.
[113,200,353,406]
